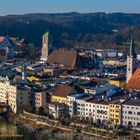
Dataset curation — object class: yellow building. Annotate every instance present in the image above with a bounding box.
[109,102,122,125]
[52,96,67,104]
[51,85,73,104]
[110,79,126,88]
[27,76,39,82]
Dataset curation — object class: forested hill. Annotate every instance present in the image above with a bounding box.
[1,12,140,50]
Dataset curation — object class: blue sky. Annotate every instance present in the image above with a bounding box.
[0,0,140,15]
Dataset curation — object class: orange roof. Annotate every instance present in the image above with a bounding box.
[127,68,140,90]
[52,85,73,97]
[0,37,4,43]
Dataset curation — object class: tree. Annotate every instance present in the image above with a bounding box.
[23,104,33,113]
[37,107,46,116]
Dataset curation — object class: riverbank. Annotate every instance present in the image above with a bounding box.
[7,112,140,140]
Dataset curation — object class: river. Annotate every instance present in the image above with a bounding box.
[0,117,101,140]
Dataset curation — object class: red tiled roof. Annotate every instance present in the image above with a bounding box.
[0,37,4,43]
[127,68,140,91]
[52,85,73,97]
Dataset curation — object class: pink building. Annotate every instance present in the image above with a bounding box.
[34,91,46,109]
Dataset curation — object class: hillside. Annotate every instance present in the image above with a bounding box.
[1,12,140,51]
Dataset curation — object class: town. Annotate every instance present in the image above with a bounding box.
[0,29,140,139]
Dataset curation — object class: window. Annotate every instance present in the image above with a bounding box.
[137,112,140,115]
[128,111,132,114]
[116,106,119,108]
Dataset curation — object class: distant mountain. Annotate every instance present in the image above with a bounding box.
[1,12,140,50]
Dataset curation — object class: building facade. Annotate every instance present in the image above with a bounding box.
[95,101,109,124]
[109,102,122,125]
[40,32,49,61]
[122,99,140,127]
[0,77,18,113]
[34,91,47,109]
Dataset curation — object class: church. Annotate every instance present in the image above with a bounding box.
[40,32,49,62]
[126,29,137,83]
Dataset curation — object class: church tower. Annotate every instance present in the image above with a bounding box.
[126,28,136,83]
[40,32,49,61]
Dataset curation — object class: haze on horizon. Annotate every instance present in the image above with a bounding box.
[0,0,140,15]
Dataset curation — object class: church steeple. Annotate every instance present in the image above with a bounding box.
[129,27,136,58]
[40,31,49,62]
[126,27,137,83]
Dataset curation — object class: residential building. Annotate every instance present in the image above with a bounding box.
[109,101,122,125]
[85,98,98,122]
[34,91,47,109]
[76,96,93,120]
[48,103,68,119]
[95,100,110,124]
[0,77,17,113]
[122,99,140,127]
[67,93,87,117]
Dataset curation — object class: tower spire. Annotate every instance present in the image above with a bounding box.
[130,28,133,56]
[126,27,137,83]
[129,27,136,58]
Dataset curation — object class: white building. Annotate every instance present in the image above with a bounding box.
[76,96,93,120]
[84,84,118,95]
[0,77,27,113]
[122,99,140,127]
[48,103,68,119]
[85,98,98,122]
[0,77,17,113]
[95,100,110,123]
[67,93,87,117]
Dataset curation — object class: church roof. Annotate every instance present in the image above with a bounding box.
[127,68,140,91]
[47,49,83,68]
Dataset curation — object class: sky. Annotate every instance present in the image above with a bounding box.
[0,0,140,15]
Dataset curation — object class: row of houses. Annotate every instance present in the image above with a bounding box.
[50,84,140,128]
